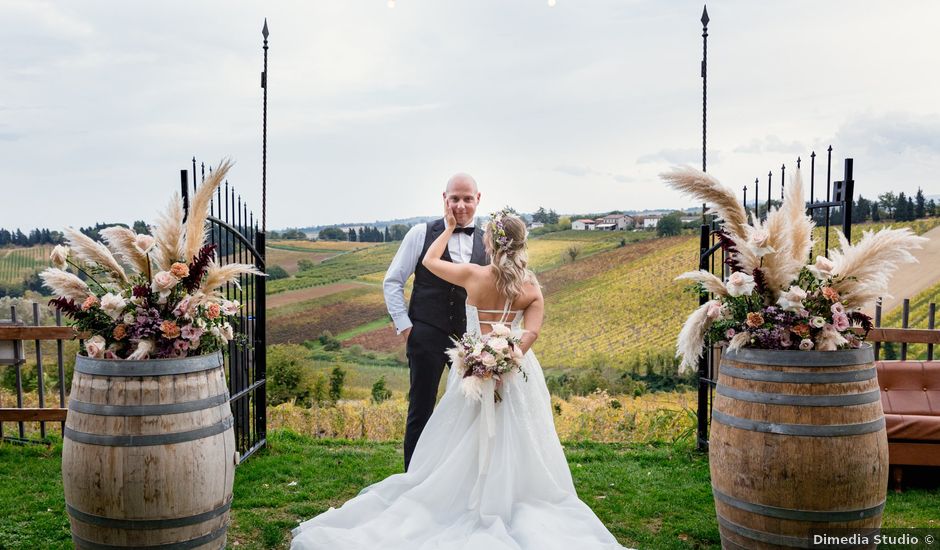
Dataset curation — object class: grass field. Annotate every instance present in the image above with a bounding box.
[881,280,940,360]
[3,430,938,550]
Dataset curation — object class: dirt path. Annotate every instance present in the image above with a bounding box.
[875,224,940,315]
[267,281,374,309]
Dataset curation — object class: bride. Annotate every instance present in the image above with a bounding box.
[291,205,629,549]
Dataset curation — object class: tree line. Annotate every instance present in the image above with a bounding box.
[0,221,151,248]
[317,224,412,242]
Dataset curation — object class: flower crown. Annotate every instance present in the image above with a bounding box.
[488,207,517,251]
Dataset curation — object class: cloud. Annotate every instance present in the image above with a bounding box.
[553,165,634,183]
[834,112,940,159]
[636,148,720,165]
[734,135,805,154]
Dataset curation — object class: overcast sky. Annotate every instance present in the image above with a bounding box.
[2,0,939,231]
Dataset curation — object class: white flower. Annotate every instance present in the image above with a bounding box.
[472,342,485,355]
[480,352,497,368]
[726,272,757,297]
[718,303,732,321]
[488,337,509,353]
[51,245,69,270]
[490,323,511,338]
[221,323,234,342]
[776,286,808,312]
[810,316,826,328]
[85,335,106,358]
[221,300,240,316]
[134,234,156,254]
[99,293,127,321]
[151,271,179,303]
[808,255,835,279]
[799,338,814,350]
[746,226,775,257]
[705,300,722,320]
[123,313,135,325]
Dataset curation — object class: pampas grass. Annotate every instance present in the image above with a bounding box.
[200,261,265,295]
[153,194,185,271]
[675,270,729,297]
[39,268,91,302]
[64,227,128,284]
[676,301,713,374]
[183,159,233,264]
[829,227,928,308]
[661,166,750,241]
[99,226,151,275]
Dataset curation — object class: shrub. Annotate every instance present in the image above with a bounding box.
[371,376,392,404]
[266,344,314,407]
[329,365,346,402]
[267,265,289,280]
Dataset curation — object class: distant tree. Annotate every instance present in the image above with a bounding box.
[878,192,897,218]
[389,224,410,241]
[532,207,549,223]
[854,196,871,222]
[565,245,581,263]
[329,365,346,403]
[547,209,560,224]
[371,376,392,404]
[928,199,938,217]
[384,226,391,242]
[267,265,289,280]
[348,228,357,242]
[915,188,926,219]
[871,202,881,222]
[657,212,683,237]
[133,220,150,235]
[318,227,346,241]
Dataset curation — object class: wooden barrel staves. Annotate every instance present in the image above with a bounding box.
[62,351,236,550]
[710,345,888,550]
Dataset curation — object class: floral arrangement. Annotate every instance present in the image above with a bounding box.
[446,323,527,403]
[488,207,517,250]
[40,160,265,360]
[662,166,928,372]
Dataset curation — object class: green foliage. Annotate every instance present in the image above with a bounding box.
[266,344,314,407]
[329,365,346,402]
[371,376,392,404]
[318,331,342,351]
[656,212,683,237]
[266,265,289,280]
[317,227,347,241]
[565,245,581,263]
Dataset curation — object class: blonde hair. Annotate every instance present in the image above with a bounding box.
[484,212,537,304]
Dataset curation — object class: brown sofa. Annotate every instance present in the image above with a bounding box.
[876,361,940,488]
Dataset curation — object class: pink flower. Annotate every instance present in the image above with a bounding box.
[81,295,99,311]
[174,339,190,352]
[85,335,106,358]
[725,328,736,339]
[831,302,845,315]
[160,320,181,339]
[480,352,497,368]
[181,324,205,341]
[207,303,222,319]
[705,300,722,320]
[170,262,190,279]
[488,337,509,353]
[221,300,240,316]
[799,338,814,350]
[822,286,841,302]
[173,295,193,318]
[832,312,850,332]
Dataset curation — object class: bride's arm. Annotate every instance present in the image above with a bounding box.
[422,199,484,287]
[519,284,544,354]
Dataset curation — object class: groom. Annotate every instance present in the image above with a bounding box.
[383,173,488,471]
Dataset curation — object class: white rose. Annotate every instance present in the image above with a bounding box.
[810,316,826,329]
[490,323,511,338]
[488,337,509,353]
[51,245,69,270]
[809,255,835,279]
[134,234,156,254]
[99,293,127,320]
[726,271,757,297]
[776,286,808,312]
[123,312,135,325]
[152,271,178,293]
[85,335,106,358]
[221,323,234,342]
[799,338,814,351]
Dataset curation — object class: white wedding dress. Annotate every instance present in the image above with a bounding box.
[291,304,630,550]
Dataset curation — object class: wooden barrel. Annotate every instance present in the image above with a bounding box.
[62,351,236,550]
[710,345,888,550]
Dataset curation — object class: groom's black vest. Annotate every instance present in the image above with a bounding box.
[408,218,487,337]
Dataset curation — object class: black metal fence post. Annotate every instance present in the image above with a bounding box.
[841,158,854,243]
[697,224,711,452]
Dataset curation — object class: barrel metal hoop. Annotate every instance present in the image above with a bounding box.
[712,486,886,522]
[723,345,874,367]
[72,524,227,550]
[65,415,233,447]
[75,352,223,377]
[68,393,231,417]
[67,498,232,530]
[716,385,882,407]
[717,514,819,548]
[719,364,877,384]
[711,409,885,437]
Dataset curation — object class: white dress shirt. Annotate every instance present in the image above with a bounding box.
[383,221,476,334]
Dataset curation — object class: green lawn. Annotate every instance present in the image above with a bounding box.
[2,431,937,549]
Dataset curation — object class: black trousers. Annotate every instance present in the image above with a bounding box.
[403,320,454,471]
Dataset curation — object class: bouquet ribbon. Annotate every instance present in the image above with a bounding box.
[469,377,498,508]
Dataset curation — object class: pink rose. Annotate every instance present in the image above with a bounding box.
[488,337,509,353]
[207,303,222,319]
[832,312,850,332]
[799,338,814,350]
[480,352,497,368]
[85,335,106,358]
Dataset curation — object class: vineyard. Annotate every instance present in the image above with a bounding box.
[268,286,389,344]
[0,246,52,285]
[268,242,399,294]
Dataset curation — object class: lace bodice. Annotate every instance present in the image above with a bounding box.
[465,303,524,337]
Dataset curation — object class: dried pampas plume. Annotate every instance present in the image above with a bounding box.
[153,194,185,271]
[200,261,265,295]
[675,270,729,297]
[829,227,927,309]
[782,170,815,263]
[39,268,91,302]
[99,226,150,275]
[64,227,128,284]
[660,166,750,242]
[183,159,233,264]
[676,301,713,374]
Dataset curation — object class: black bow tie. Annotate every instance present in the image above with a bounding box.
[455,226,475,235]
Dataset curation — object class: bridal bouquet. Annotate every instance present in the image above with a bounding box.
[447,324,527,403]
[40,160,265,360]
[662,166,928,373]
